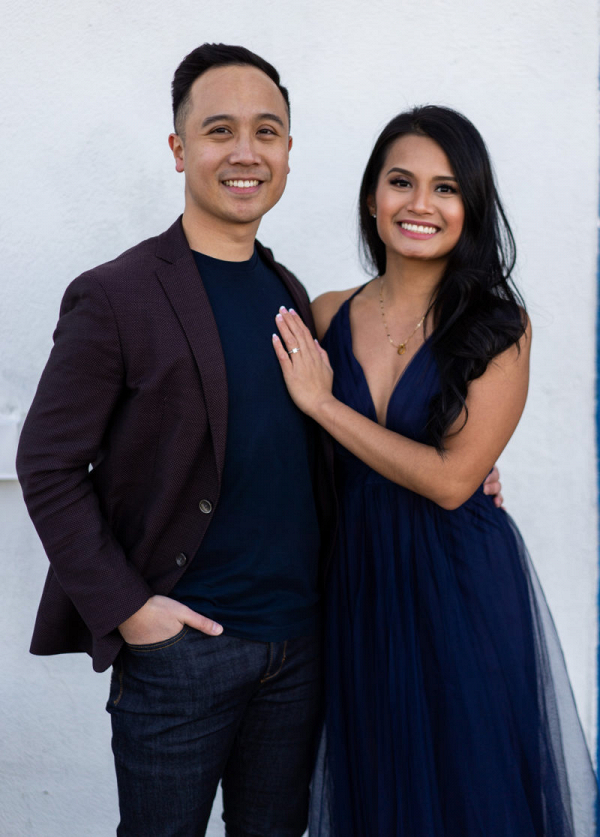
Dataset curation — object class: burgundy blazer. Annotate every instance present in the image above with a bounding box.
[17,218,335,672]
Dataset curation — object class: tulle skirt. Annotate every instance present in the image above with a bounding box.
[309,476,597,837]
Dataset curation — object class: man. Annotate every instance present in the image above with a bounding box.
[17,43,501,836]
[18,43,335,837]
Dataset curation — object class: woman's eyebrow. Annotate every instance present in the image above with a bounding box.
[385,166,457,181]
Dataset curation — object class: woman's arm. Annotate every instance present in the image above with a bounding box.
[273,307,530,510]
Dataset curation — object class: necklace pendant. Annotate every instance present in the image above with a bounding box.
[397,344,406,356]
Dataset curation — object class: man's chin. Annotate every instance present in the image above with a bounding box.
[225,202,279,226]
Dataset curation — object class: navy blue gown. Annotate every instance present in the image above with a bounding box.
[309,290,596,837]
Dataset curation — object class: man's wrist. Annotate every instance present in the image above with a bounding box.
[118,596,153,633]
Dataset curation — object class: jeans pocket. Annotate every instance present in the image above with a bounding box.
[125,625,189,652]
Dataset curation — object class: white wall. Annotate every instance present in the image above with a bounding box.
[1,1,598,834]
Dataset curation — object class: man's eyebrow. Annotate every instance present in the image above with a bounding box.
[201,112,286,129]
[201,114,234,128]
[256,112,286,128]
[386,166,457,181]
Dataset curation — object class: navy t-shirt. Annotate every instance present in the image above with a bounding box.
[171,247,321,641]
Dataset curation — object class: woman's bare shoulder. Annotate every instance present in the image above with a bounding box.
[311,286,363,340]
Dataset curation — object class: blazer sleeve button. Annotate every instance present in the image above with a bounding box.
[175,552,188,567]
[199,499,213,514]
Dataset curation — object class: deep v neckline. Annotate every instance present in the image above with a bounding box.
[343,291,432,427]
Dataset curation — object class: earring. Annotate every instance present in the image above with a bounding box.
[371,213,377,219]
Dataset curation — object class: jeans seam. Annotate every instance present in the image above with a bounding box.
[260,641,275,681]
[112,659,124,707]
[125,625,189,652]
[260,640,288,683]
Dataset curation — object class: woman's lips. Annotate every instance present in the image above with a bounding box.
[397,221,439,239]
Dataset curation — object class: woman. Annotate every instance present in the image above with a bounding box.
[272,106,596,836]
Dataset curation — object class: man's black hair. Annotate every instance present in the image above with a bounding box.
[172,43,290,137]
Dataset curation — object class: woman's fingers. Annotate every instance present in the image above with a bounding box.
[275,308,300,352]
[272,308,335,418]
[272,333,292,367]
[275,307,312,354]
[286,307,310,336]
[314,339,331,367]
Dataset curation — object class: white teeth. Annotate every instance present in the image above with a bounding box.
[223,179,260,188]
[400,222,438,234]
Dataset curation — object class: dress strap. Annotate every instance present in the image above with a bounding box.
[322,282,372,345]
[348,282,371,302]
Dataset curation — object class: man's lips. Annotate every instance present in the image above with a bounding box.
[397,221,440,239]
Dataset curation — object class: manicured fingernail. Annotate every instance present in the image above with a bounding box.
[289,308,297,315]
[276,313,283,321]
[279,306,287,313]
[212,622,223,635]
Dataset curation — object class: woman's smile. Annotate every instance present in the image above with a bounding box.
[397,221,440,238]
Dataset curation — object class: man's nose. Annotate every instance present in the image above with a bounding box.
[228,134,261,165]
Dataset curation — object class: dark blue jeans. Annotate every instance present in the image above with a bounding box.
[106,629,322,837]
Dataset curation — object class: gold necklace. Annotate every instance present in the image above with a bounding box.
[378,277,426,356]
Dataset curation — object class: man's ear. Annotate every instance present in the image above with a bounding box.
[168,133,185,173]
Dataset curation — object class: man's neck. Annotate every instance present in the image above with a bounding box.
[181,212,260,262]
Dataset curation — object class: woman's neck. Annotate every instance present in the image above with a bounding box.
[380,254,445,314]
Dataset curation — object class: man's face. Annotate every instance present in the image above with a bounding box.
[169,65,292,233]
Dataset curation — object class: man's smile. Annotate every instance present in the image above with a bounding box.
[222,179,261,188]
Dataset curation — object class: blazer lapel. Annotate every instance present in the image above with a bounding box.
[154,218,228,477]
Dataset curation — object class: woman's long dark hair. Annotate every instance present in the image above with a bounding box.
[359,105,526,450]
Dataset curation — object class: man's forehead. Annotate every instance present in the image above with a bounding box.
[189,65,288,123]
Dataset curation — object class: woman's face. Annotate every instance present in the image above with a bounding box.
[370,133,465,270]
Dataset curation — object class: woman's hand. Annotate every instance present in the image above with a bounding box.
[272,307,335,418]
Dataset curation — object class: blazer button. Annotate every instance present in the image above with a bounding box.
[199,499,213,514]
[175,552,188,567]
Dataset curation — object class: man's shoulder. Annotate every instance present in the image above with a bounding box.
[72,218,186,292]
[256,240,306,294]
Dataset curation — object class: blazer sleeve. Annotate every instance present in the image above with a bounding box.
[16,274,153,639]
